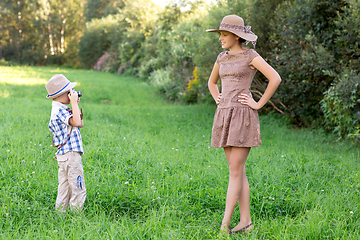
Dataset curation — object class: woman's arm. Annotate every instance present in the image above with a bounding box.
[238,56,281,110]
[208,62,222,105]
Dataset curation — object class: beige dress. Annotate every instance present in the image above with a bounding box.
[211,49,261,148]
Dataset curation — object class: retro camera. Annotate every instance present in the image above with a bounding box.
[70,89,82,97]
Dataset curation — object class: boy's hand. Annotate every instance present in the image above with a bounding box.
[68,89,84,128]
[68,90,79,104]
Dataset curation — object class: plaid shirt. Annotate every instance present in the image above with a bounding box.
[49,101,83,155]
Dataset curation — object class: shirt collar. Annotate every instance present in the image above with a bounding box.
[51,101,70,120]
[52,100,69,109]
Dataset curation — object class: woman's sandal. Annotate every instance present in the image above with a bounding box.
[230,222,253,234]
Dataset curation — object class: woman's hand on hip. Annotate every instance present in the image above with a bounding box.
[216,93,222,105]
[238,94,260,110]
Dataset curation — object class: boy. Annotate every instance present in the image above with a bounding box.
[45,74,86,212]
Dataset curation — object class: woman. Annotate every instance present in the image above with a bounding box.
[207,15,281,234]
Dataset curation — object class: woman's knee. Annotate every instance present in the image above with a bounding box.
[229,164,244,178]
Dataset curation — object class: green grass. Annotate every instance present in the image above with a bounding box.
[0,66,359,239]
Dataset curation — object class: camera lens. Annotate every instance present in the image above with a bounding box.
[77,91,82,97]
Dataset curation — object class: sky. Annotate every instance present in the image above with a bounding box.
[151,0,215,7]
[151,0,171,5]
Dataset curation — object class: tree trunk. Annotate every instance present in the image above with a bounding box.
[17,0,21,61]
[60,9,66,54]
[48,16,55,55]
[43,24,47,60]
[0,21,2,59]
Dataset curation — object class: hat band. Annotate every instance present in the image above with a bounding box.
[47,82,70,97]
[219,23,255,35]
[219,23,257,47]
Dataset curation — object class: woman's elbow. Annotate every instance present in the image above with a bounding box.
[274,74,282,85]
[277,76,282,84]
[208,80,213,89]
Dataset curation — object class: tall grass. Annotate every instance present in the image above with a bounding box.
[0,66,359,239]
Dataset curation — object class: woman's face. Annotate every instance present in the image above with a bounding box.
[218,31,239,49]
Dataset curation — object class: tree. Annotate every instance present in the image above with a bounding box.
[84,0,125,22]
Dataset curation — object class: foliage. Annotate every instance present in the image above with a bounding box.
[84,0,125,22]
[80,0,158,71]
[0,0,84,65]
[2,0,360,139]
[247,0,287,58]
[148,67,172,87]
[269,0,349,126]
[92,52,120,73]
[146,0,252,104]
[321,70,360,141]
[0,59,18,66]
[136,3,190,80]
[334,0,360,72]
[78,15,123,69]
[1,66,360,239]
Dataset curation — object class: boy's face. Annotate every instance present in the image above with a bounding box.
[54,91,71,104]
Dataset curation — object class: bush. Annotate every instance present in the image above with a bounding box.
[0,59,18,66]
[93,52,120,73]
[269,0,348,126]
[148,67,172,87]
[78,15,124,69]
[321,70,360,141]
[334,0,360,72]
[161,0,251,104]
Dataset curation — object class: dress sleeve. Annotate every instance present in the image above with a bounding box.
[248,49,260,63]
[215,52,226,64]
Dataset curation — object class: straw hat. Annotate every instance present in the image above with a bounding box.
[45,74,77,99]
[206,15,257,47]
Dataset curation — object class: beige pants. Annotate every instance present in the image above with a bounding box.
[56,151,86,212]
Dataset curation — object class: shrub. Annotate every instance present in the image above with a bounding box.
[148,67,172,88]
[269,0,348,126]
[78,15,124,69]
[321,70,360,141]
[0,59,16,66]
[182,67,201,104]
[93,52,120,73]
[334,0,360,72]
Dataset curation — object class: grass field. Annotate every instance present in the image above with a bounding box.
[0,66,359,239]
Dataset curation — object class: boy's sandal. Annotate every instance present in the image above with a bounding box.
[230,222,253,234]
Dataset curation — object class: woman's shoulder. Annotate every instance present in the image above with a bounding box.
[216,51,227,63]
[247,49,261,62]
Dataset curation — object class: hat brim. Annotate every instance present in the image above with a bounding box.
[46,82,77,99]
[206,29,258,42]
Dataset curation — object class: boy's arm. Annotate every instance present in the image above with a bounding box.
[68,90,84,128]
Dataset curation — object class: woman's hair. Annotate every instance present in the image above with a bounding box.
[238,37,246,44]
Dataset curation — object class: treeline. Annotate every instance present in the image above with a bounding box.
[1,0,359,141]
[0,0,86,66]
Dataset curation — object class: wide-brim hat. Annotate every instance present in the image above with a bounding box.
[206,15,257,46]
[45,74,77,99]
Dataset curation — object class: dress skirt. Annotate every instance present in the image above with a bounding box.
[211,106,261,148]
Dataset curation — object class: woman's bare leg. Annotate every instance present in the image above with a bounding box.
[231,166,253,231]
[221,147,250,233]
